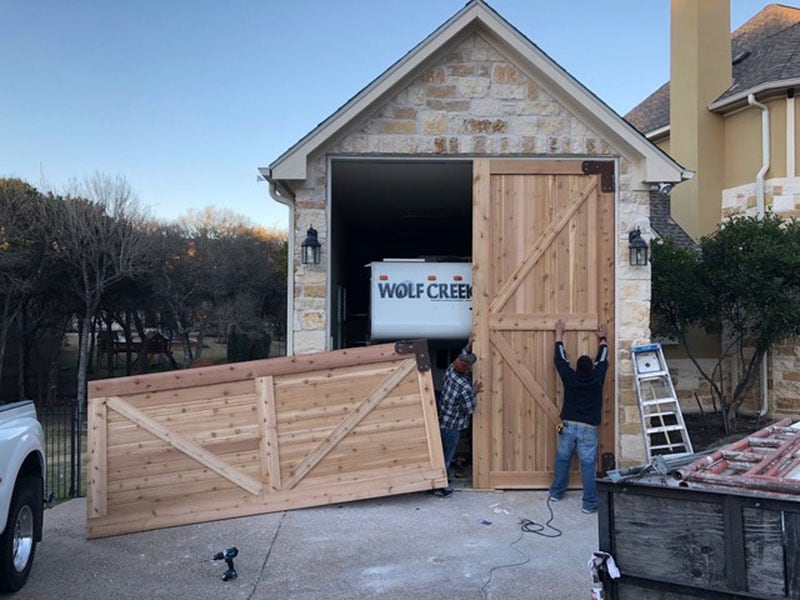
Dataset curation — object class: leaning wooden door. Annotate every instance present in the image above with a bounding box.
[85,341,446,538]
[472,159,615,489]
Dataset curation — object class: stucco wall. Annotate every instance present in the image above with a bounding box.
[290,32,654,465]
[724,98,791,187]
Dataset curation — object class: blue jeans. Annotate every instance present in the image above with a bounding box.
[549,421,598,511]
[440,428,461,473]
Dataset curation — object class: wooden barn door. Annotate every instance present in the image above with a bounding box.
[85,342,447,538]
[472,159,615,489]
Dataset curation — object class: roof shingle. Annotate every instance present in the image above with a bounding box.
[650,190,699,250]
[626,3,800,134]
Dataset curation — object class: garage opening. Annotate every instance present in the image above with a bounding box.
[330,158,474,474]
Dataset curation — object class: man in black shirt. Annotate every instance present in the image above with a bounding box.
[548,319,608,513]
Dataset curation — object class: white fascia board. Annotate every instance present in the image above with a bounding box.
[269,0,688,185]
[268,3,487,182]
[709,78,800,112]
[480,23,687,184]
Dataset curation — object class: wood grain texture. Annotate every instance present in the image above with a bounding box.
[612,493,726,589]
[472,161,615,488]
[86,343,444,538]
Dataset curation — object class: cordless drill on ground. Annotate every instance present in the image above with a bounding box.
[212,547,239,581]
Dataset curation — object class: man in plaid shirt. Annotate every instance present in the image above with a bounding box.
[433,339,483,497]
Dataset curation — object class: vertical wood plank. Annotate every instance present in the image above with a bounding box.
[786,511,800,599]
[472,159,493,488]
[491,166,505,449]
[598,186,615,458]
[493,174,505,297]
[514,331,525,471]
[491,334,504,476]
[86,396,107,518]
[540,177,556,474]
[509,175,523,314]
[722,495,747,591]
[281,359,417,490]
[537,329,549,473]
[532,177,546,315]
[417,369,447,485]
[255,376,281,492]
[742,506,784,597]
[555,175,569,315]
[586,179,598,315]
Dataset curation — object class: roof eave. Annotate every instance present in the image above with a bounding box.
[266,1,487,181]
[266,0,688,185]
[643,124,670,143]
[709,78,800,112]
[481,13,688,183]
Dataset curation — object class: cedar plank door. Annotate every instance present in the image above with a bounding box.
[472,159,615,489]
[85,341,445,538]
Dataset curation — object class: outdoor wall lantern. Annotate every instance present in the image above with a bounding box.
[301,226,321,265]
[628,227,648,266]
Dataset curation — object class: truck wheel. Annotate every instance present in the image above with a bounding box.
[0,476,42,593]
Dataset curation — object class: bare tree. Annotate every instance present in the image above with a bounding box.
[177,205,254,238]
[43,173,154,407]
[145,224,212,367]
[0,179,32,389]
[149,209,287,366]
[0,179,55,399]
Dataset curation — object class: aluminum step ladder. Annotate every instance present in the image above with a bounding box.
[632,343,693,461]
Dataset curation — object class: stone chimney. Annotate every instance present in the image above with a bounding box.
[669,0,732,239]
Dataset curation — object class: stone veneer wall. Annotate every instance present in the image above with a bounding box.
[722,177,800,220]
[720,177,800,417]
[289,33,653,465]
[665,356,728,412]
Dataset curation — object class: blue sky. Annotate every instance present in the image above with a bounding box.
[1,1,775,230]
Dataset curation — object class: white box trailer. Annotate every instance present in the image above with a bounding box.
[369,260,472,340]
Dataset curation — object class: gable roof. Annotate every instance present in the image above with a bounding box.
[263,0,688,185]
[627,3,800,135]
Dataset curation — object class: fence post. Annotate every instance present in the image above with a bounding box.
[76,398,82,496]
[69,399,77,497]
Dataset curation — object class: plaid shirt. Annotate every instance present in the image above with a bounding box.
[439,361,477,430]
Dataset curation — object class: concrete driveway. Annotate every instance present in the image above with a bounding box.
[12,489,599,600]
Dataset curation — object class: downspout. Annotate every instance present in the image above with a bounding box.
[747,93,770,416]
[788,89,796,178]
[267,177,296,356]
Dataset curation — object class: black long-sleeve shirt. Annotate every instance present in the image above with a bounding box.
[554,341,608,426]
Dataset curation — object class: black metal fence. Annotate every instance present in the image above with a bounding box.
[38,399,87,501]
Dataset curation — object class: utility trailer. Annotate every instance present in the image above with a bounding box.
[368,259,472,340]
[598,419,800,599]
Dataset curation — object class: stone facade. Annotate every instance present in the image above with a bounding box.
[722,177,800,220]
[773,341,800,414]
[290,33,654,465]
[664,355,726,411]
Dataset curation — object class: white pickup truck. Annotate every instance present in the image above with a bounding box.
[0,401,45,593]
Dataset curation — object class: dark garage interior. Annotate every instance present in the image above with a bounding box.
[330,158,473,387]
